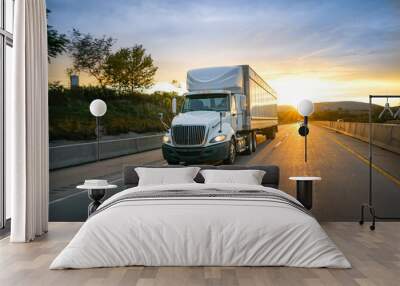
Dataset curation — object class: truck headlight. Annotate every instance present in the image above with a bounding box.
[163,135,171,144]
[210,134,226,143]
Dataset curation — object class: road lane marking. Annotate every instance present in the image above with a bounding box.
[109,178,123,184]
[331,137,400,188]
[50,177,123,204]
[272,132,289,150]
[0,236,10,241]
[50,162,168,205]
[50,178,124,205]
[273,141,282,149]
[49,190,87,205]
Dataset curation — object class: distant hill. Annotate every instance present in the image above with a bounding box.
[278,105,297,112]
[314,101,378,111]
[277,105,301,123]
[277,101,399,123]
[278,101,376,112]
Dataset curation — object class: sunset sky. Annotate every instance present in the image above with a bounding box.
[47,0,400,105]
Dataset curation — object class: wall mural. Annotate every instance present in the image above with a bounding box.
[46,0,400,225]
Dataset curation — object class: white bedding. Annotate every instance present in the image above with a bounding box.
[50,183,351,269]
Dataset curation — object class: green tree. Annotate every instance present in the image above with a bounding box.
[104,45,158,92]
[47,9,69,62]
[68,29,115,87]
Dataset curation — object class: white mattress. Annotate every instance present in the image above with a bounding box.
[50,183,350,269]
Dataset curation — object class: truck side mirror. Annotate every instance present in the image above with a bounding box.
[172,98,177,114]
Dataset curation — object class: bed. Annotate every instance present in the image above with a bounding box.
[50,165,350,269]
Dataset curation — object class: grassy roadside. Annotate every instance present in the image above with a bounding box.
[49,86,183,141]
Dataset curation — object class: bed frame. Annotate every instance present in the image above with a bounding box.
[123,165,280,189]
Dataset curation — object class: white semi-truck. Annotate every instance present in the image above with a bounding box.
[162,65,278,164]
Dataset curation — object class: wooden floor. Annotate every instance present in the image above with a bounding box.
[0,222,399,286]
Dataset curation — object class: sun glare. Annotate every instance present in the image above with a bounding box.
[269,76,336,107]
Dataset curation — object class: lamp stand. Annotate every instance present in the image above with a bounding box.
[96,117,100,161]
[304,116,308,162]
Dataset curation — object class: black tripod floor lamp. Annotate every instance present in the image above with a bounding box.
[359,95,400,230]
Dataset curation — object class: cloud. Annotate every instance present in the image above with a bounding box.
[46,0,400,103]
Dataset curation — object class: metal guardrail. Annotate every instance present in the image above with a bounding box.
[315,121,400,155]
[49,135,163,170]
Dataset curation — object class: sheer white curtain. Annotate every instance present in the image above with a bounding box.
[8,0,49,242]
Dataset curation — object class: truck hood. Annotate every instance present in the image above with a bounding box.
[172,111,223,126]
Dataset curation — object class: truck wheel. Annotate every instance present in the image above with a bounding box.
[251,132,257,152]
[243,134,252,155]
[270,128,276,139]
[266,128,276,140]
[224,139,236,165]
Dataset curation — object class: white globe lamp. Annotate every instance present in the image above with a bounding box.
[297,99,314,117]
[90,99,107,117]
[89,99,107,161]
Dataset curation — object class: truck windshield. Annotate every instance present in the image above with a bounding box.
[182,94,229,112]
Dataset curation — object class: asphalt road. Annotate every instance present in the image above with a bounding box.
[49,123,400,222]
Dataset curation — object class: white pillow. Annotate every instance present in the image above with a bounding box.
[200,169,266,185]
[135,167,200,186]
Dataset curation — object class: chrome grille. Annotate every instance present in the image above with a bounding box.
[172,125,206,145]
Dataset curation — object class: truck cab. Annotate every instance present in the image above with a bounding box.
[162,65,278,165]
[162,90,246,164]
[181,90,246,131]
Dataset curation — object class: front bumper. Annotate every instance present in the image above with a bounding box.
[162,142,230,163]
